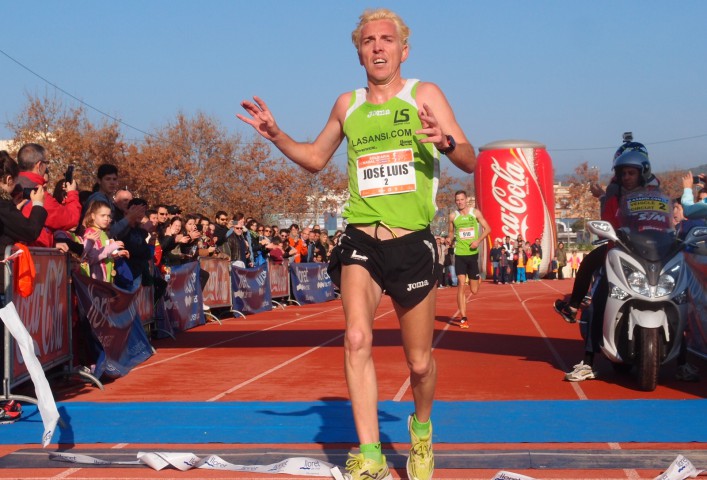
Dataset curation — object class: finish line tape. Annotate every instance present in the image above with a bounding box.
[50,452,705,479]
[490,455,703,480]
[0,302,60,447]
[50,451,337,477]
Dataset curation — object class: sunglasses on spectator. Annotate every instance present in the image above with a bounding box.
[264,229,271,233]
[234,227,243,230]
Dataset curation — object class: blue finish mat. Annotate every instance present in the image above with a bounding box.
[4,400,706,445]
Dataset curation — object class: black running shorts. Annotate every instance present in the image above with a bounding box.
[328,225,438,308]
[454,253,480,280]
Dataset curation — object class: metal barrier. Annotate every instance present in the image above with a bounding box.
[2,247,101,404]
[269,259,297,308]
[199,256,241,322]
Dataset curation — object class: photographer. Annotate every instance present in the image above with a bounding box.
[121,197,153,289]
[681,172,707,219]
[16,143,80,247]
[0,151,47,252]
[182,214,211,307]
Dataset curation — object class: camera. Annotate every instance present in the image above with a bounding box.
[622,132,633,143]
[694,175,703,185]
[65,165,74,184]
[22,187,38,200]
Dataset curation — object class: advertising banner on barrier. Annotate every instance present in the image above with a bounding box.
[289,263,335,304]
[161,262,206,332]
[13,249,70,381]
[231,263,272,314]
[269,259,290,299]
[200,257,232,308]
[72,273,153,378]
[685,253,707,357]
[134,284,154,327]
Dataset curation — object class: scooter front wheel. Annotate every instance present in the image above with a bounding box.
[636,326,661,391]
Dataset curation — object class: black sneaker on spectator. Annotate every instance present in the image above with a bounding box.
[554,300,578,323]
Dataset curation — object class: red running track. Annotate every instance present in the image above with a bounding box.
[3,278,706,479]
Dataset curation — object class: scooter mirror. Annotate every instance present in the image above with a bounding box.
[586,220,619,243]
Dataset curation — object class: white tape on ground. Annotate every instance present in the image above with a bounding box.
[491,455,704,480]
[653,454,703,480]
[492,471,537,480]
[0,301,60,447]
[50,451,338,477]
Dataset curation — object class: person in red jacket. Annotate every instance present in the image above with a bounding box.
[16,143,80,247]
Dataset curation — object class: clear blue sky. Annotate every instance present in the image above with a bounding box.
[2,1,706,176]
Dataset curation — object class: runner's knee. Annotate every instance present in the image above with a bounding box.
[344,327,373,355]
[406,352,434,378]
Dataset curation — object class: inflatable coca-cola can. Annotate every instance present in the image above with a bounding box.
[475,140,556,277]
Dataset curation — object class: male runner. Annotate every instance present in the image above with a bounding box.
[238,9,476,480]
[448,191,490,328]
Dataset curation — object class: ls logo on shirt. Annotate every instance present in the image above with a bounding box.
[394,109,410,124]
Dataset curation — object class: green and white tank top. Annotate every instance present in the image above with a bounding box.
[342,79,440,230]
[453,210,480,255]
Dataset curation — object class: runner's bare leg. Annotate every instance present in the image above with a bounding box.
[396,288,437,423]
[340,263,384,445]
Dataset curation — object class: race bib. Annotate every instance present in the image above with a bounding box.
[356,149,416,198]
[459,227,476,239]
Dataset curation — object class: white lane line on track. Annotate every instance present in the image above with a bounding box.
[608,442,641,480]
[207,308,396,402]
[510,285,589,401]
[50,468,82,479]
[131,305,344,371]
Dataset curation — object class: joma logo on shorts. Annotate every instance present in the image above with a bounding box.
[406,280,429,291]
[350,250,368,261]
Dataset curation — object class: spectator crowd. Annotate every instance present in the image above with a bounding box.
[2,144,344,296]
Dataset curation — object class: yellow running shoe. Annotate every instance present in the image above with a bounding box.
[342,452,392,480]
[407,415,434,480]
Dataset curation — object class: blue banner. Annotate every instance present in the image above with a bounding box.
[289,263,335,304]
[685,252,707,357]
[72,273,153,378]
[161,262,206,332]
[231,263,272,314]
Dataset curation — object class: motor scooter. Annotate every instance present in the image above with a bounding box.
[581,192,707,391]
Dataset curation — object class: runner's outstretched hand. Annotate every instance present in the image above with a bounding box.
[416,103,446,150]
[237,96,281,141]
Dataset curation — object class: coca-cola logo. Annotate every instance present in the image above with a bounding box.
[491,157,529,239]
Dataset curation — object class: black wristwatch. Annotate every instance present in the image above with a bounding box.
[438,135,456,155]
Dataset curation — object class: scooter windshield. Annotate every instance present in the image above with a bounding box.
[617,191,675,262]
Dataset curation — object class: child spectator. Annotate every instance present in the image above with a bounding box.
[531,252,541,280]
[569,250,581,278]
[80,200,129,282]
[516,245,527,283]
[548,257,558,280]
[498,246,509,284]
[268,236,285,264]
[524,245,534,280]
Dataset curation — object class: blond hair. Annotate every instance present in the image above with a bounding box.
[351,8,410,52]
